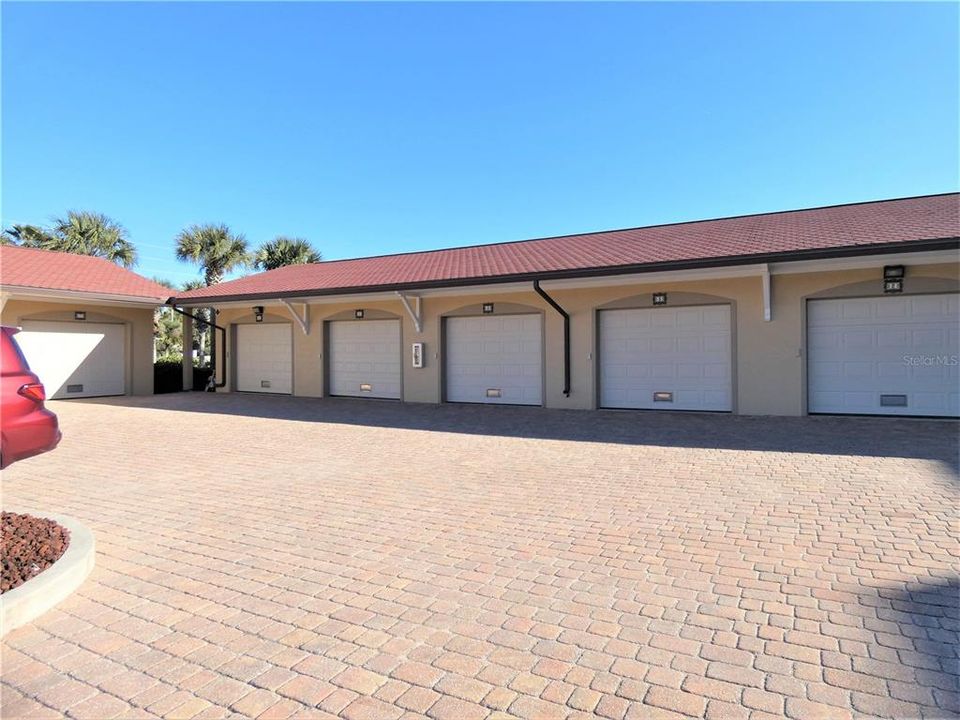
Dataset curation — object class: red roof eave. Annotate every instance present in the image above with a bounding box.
[171,193,960,304]
[0,246,173,304]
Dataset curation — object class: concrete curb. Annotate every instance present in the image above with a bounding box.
[0,511,95,637]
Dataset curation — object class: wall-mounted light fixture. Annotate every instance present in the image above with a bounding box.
[253,306,265,322]
[482,303,494,314]
[74,311,86,321]
[884,265,905,279]
[652,292,668,306]
[355,309,365,319]
[883,265,905,294]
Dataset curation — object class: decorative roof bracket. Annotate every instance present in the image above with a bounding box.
[396,292,423,333]
[279,299,310,334]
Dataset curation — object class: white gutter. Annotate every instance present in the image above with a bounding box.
[767,248,957,275]
[761,264,772,322]
[2,285,168,307]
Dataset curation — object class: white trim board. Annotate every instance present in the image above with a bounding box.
[4,286,166,307]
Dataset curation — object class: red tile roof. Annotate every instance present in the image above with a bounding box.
[175,193,959,303]
[1,246,171,302]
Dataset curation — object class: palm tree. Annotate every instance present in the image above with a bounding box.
[253,236,322,271]
[1,224,56,246]
[51,211,137,267]
[180,278,206,292]
[2,214,136,267]
[174,224,249,286]
[150,277,181,360]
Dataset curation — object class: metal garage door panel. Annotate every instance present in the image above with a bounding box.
[446,315,542,405]
[17,321,126,399]
[599,306,732,411]
[807,294,959,417]
[328,320,401,399]
[236,323,293,394]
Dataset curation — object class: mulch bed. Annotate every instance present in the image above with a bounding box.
[1,512,70,593]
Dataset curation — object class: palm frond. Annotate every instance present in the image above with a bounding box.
[49,211,137,267]
[2,224,56,247]
[253,236,322,271]
[174,224,250,286]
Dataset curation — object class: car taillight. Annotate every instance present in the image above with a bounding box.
[18,383,46,403]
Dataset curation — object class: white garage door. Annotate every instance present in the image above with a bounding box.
[445,314,542,405]
[236,323,292,394]
[807,294,959,417]
[599,305,732,411]
[16,320,126,399]
[328,320,401,399]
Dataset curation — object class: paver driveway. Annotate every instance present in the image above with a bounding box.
[1,394,957,720]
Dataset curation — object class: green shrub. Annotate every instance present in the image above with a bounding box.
[193,366,213,391]
[154,361,215,393]
[154,360,183,394]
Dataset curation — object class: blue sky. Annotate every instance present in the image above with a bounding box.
[2,2,957,286]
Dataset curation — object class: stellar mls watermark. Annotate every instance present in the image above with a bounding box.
[902,355,959,367]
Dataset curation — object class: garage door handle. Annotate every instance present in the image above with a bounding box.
[486,388,502,398]
[360,383,372,392]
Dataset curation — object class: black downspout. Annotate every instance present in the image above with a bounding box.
[167,304,227,389]
[532,280,570,397]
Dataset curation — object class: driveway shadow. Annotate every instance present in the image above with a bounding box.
[854,577,959,717]
[66,393,959,475]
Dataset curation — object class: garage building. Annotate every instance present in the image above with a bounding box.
[172,193,959,417]
[0,246,169,398]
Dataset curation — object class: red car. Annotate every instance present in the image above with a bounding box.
[1,326,61,468]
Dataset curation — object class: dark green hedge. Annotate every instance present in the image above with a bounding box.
[154,361,215,393]
[193,366,213,391]
[154,360,182,394]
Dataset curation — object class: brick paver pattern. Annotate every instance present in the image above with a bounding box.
[1,394,957,720]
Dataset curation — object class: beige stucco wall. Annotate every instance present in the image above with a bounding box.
[749,261,959,415]
[212,260,959,416]
[1,299,156,396]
